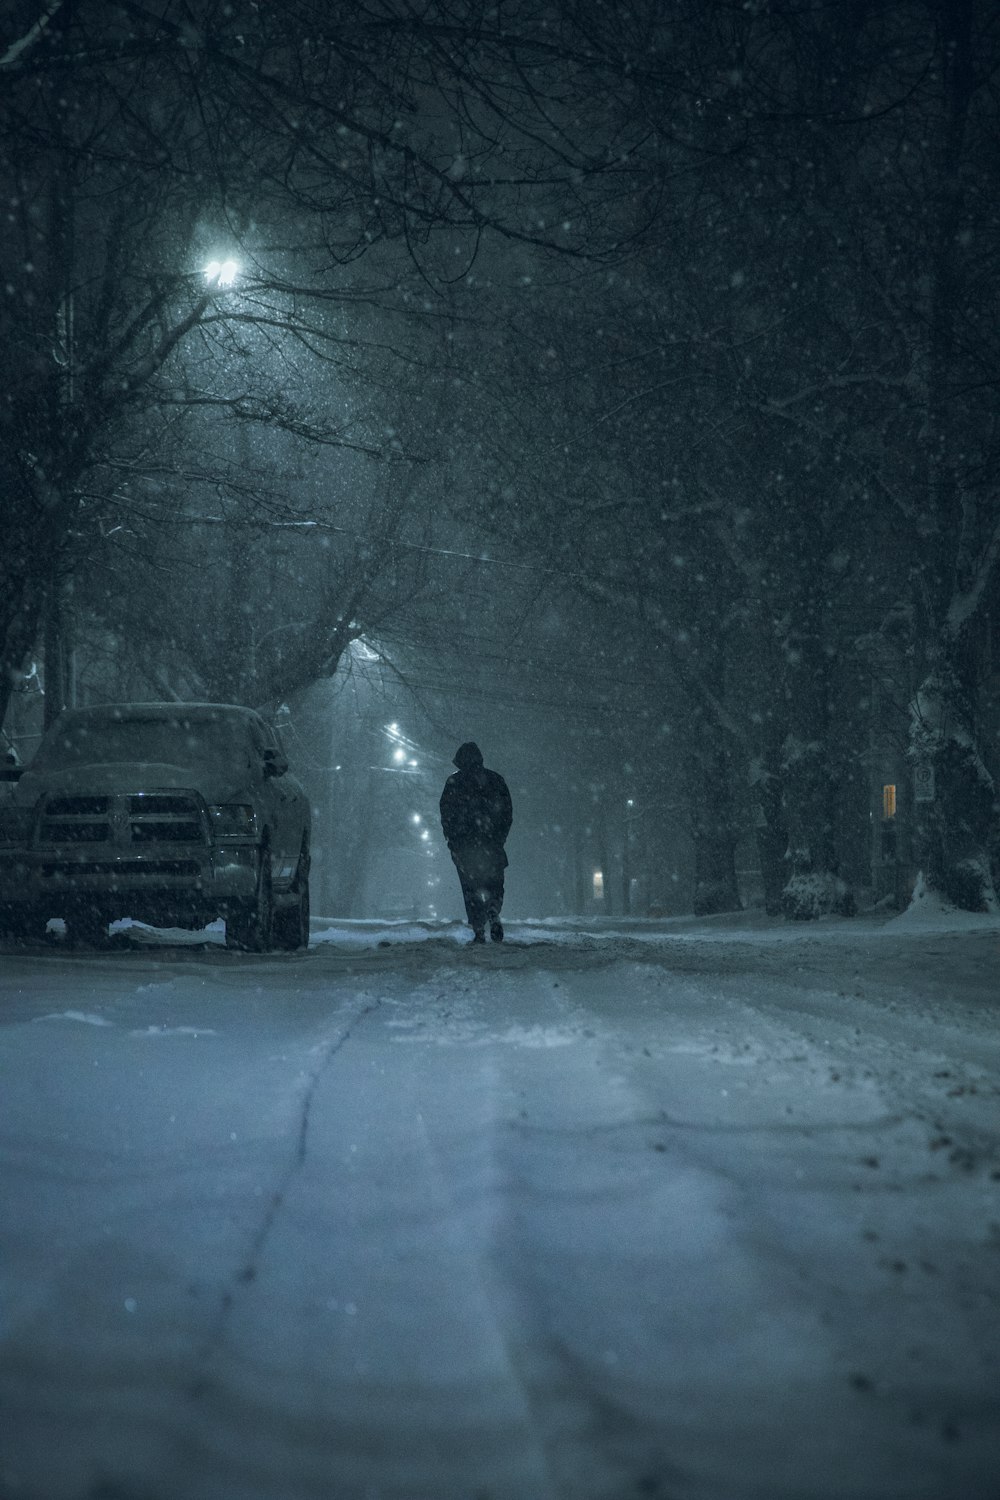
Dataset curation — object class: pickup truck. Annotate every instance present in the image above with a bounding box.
[0,702,310,950]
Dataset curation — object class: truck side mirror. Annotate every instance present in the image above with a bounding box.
[262,748,288,778]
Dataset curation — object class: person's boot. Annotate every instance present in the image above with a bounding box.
[489,919,504,942]
[471,929,486,943]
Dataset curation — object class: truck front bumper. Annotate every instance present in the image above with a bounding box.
[0,842,259,925]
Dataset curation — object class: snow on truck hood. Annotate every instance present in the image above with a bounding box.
[14,761,256,807]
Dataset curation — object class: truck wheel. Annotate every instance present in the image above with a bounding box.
[226,849,273,952]
[273,841,310,951]
[65,909,110,948]
[1,905,48,943]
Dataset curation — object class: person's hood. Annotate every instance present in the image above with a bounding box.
[452,741,484,771]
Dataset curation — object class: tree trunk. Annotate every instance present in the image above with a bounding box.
[42,584,71,729]
[778,623,854,919]
[688,734,741,917]
[753,712,789,917]
[910,658,997,912]
[0,584,44,736]
[573,821,588,915]
[908,0,997,911]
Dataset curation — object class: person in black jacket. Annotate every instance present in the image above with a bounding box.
[439,741,512,943]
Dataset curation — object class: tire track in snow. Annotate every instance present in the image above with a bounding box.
[186,994,383,1398]
[401,964,687,1500]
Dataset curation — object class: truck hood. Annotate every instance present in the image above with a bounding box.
[15,762,255,807]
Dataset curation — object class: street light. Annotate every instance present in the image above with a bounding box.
[204,258,239,287]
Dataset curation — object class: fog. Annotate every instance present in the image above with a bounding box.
[2,2,999,919]
[2,8,1000,1498]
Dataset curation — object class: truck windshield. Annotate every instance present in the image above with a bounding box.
[35,716,252,772]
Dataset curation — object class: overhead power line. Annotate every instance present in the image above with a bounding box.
[177,514,589,581]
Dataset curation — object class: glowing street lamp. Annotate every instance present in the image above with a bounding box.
[204,258,239,287]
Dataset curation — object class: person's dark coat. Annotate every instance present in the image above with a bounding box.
[440,743,512,933]
[439,742,512,860]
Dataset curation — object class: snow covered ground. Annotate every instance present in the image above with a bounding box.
[1,908,998,1500]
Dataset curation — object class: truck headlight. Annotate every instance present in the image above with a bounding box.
[208,804,258,839]
[0,806,33,844]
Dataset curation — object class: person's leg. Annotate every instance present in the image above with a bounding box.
[486,866,505,941]
[457,866,487,939]
[457,872,475,924]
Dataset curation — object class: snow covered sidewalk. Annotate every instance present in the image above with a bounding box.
[0,911,998,1499]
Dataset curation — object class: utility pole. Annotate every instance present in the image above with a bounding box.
[42,578,74,730]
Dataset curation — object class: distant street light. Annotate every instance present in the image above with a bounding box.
[204,258,239,287]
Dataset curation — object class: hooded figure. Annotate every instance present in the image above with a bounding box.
[439,741,513,943]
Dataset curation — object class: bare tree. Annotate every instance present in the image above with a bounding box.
[441,0,1000,915]
[0,0,640,730]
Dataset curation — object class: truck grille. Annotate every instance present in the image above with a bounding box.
[37,791,207,847]
[47,797,110,816]
[41,796,111,843]
[43,821,111,843]
[41,860,201,879]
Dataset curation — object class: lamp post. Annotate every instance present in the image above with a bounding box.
[200,257,248,698]
[42,224,79,730]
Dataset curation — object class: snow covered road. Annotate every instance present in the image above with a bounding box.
[1,914,998,1500]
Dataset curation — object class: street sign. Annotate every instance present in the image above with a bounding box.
[914,762,936,803]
